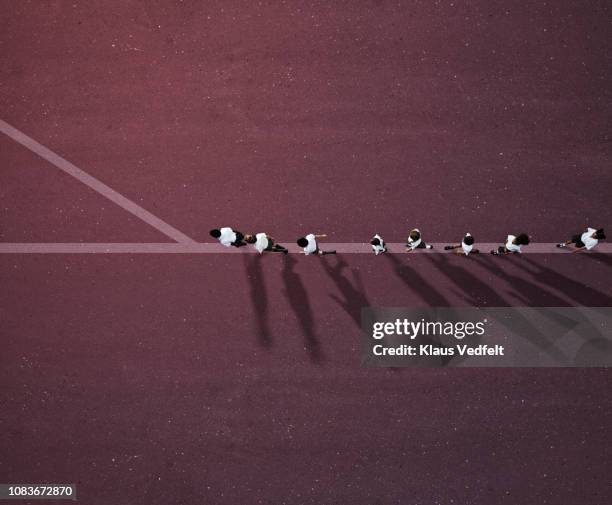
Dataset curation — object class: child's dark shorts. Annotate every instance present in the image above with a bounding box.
[571,233,586,248]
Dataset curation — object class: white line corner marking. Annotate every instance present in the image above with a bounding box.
[0,119,195,244]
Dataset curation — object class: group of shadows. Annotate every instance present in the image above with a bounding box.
[243,252,612,365]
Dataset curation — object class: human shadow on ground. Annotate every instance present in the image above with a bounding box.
[383,252,450,306]
[514,255,612,307]
[427,254,569,362]
[383,253,454,365]
[321,255,370,329]
[281,254,323,363]
[472,254,572,307]
[425,253,508,307]
[510,255,612,345]
[243,254,272,349]
[580,251,612,269]
[573,338,612,366]
[475,254,612,360]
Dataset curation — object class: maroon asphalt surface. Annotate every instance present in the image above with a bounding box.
[1,2,612,504]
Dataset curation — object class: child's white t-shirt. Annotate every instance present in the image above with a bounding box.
[461,233,473,255]
[407,229,422,250]
[505,235,521,253]
[372,234,385,255]
[219,227,236,247]
[304,234,318,255]
[581,228,598,250]
[254,233,269,254]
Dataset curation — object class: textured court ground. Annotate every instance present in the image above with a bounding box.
[1,2,612,504]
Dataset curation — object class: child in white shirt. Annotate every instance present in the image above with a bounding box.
[371,234,387,255]
[557,227,605,252]
[209,227,247,247]
[405,228,433,252]
[491,233,530,255]
[245,233,288,254]
[444,233,479,255]
[296,233,336,255]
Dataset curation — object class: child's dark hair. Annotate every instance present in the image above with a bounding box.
[409,230,420,242]
[209,229,221,238]
[245,235,256,244]
[516,233,530,245]
[371,238,381,246]
[297,237,309,248]
[595,228,606,240]
[463,234,475,246]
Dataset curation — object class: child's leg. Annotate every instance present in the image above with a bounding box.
[558,233,582,248]
[231,232,247,247]
[320,250,337,255]
[444,244,460,250]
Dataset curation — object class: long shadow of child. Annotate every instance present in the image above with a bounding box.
[281,255,323,363]
[321,255,370,329]
[243,254,272,349]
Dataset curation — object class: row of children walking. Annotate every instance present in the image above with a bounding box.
[210,226,606,255]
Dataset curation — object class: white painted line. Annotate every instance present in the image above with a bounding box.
[0,243,610,254]
[0,119,196,244]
